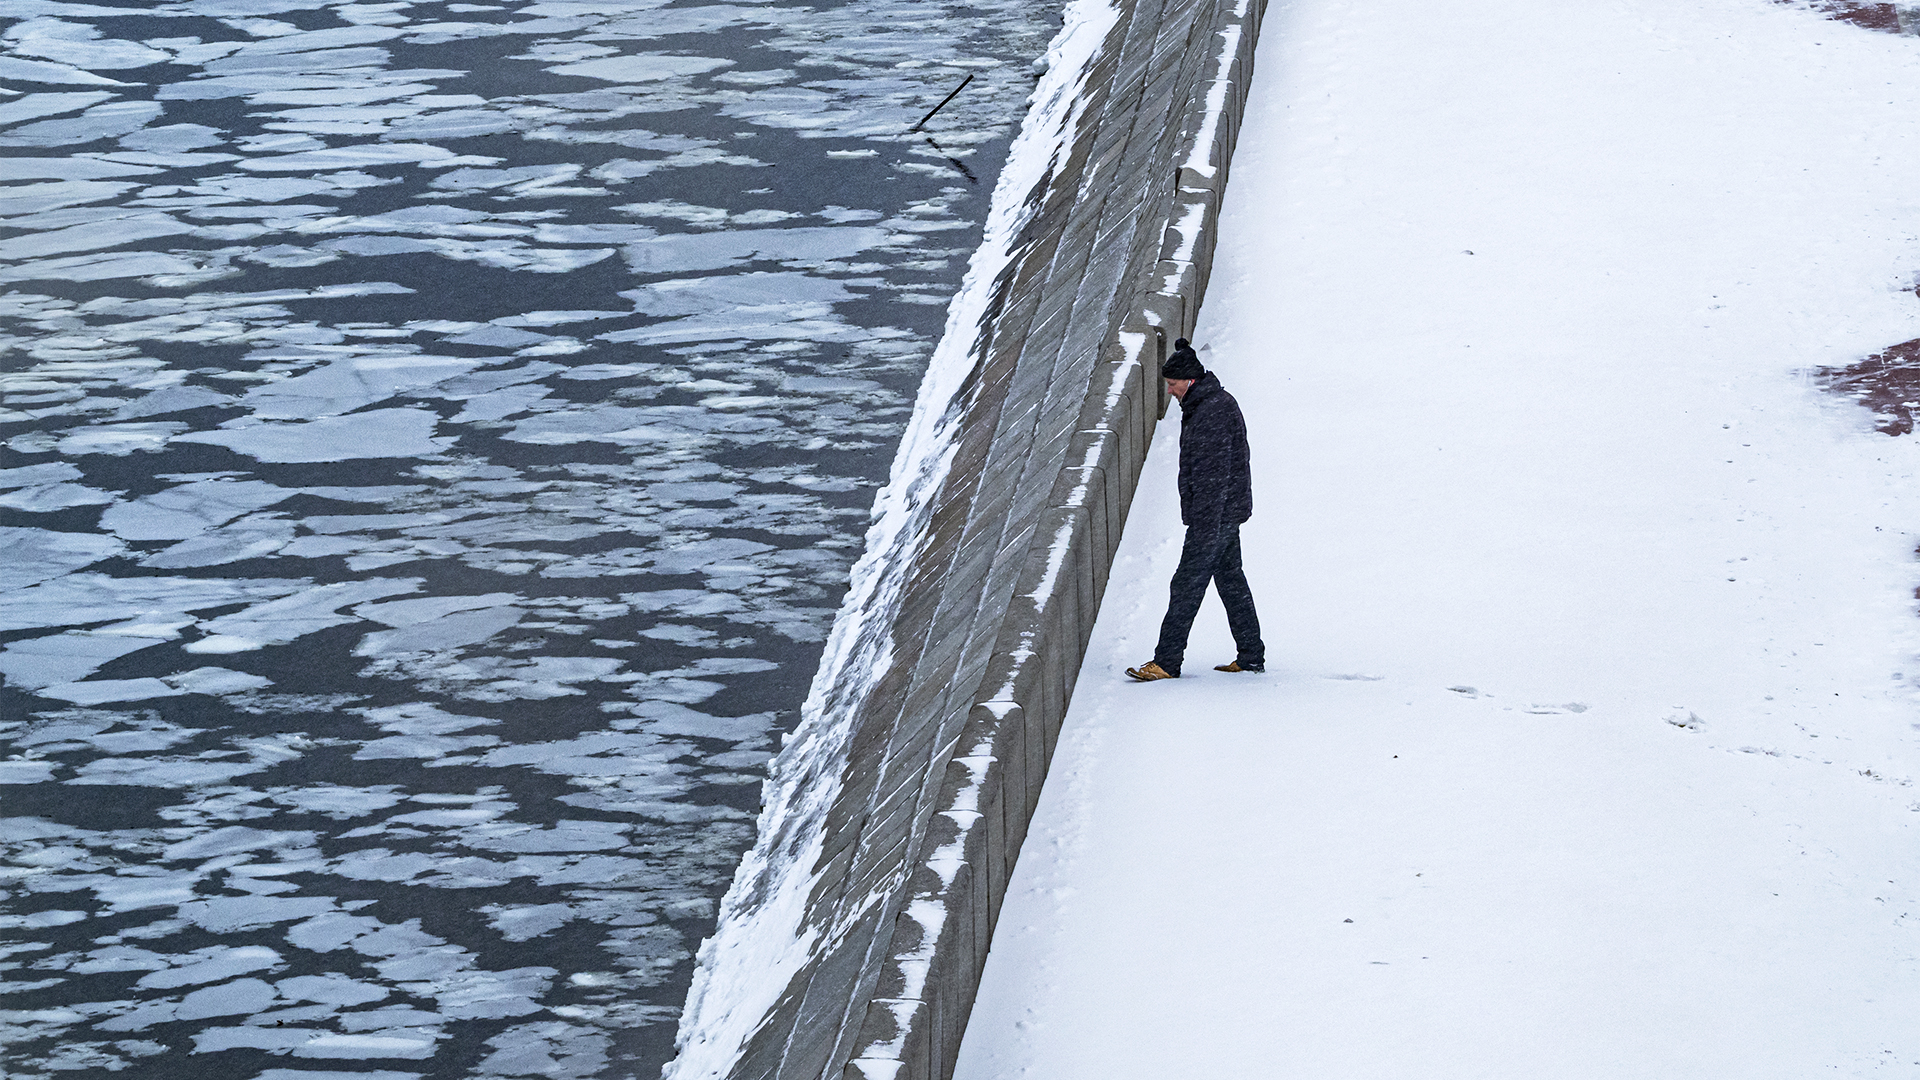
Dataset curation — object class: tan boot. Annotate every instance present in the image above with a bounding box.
[1125,661,1176,681]
[1213,661,1264,673]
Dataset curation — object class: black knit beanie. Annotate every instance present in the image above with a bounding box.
[1161,337,1203,380]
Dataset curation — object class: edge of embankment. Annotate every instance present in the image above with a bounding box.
[668,2,1268,1078]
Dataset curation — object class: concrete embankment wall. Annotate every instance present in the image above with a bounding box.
[689,2,1267,1077]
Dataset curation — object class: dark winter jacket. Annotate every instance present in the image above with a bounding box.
[1175,371,1253,530]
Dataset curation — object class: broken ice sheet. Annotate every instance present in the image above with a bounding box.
[54,421,184,456]
[173,408,453,463]
[0,573,308,634]
[187,578,422,653]
[0,527,124,590]
[139,516,297,568]
[353,601,525,656]
[545,53,733,82]
[239,353,484,418]
[619,225,892,274]
[0,630,174,690]
[0,482,117,512]
[0,100,165,147]
[101,479,295,541]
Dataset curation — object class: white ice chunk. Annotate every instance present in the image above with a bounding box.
[0,178,140,215]
[0,482,116,512]
[176,976,281,1020]
[0,156,159,180]
[316,234,614,274]
[165,825,315,861]
[450,383,550,423]
[141,517,295,568]
[135,945,283,989]
[205,45,394,76]
[358,702,499,735]
[293,1030,442,1059]
[0,56,133,86]
[224,24,402,54]
[188,1028,314,1053]
[453,656,623,701]
[275,974,392,1007]
[0,761,59,784]
[119,122,224,152]
[621,271,858,315]
[547,54,732,82]
[445,325,550,350]
[113,384,234,419]
[383,109,515,139]
[186,577,421,653]
[0,462,82,489]
[54,421,183,456]
[354,733,502,759]
[0,249,215,284]
[173,408,452,463]
[637,703,771,745]
[0,629,170,688]
[0,525,120,589]
[164,666,272,695]
[617,199,729,227]
[252,1071,417,1080]
[0,91,112,124]
[0,572,305,633]
[241,353,482,419]
[467,820,629,853]
[621,226,890,274]
[530,222,658,244]
[102,479,294,540]
[4,18,170,69]
[236,143,502,172]
[504,405,777,446]
[481,903,575,942]
[68,755,265,785]
[0,210,195,261]
[431,164,583,191]
[353,601,524,656]
[601,308,864,346]
[268,786,406,818]
[493,310,631,328]
[177,898,334,935]
[0,100,163,147]
[354,593,519,627]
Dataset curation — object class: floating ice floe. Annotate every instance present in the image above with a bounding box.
[173,408,453,462]
[0,90,113,123]
[186,578,422,653]
[621,225,893,274]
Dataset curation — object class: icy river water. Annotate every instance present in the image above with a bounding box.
[0,2,1057,1077]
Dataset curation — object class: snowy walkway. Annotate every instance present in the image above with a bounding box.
[953,1,1920,1076]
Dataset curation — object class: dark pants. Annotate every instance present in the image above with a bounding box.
[1153,521,1264,676]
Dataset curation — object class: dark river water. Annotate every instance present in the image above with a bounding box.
[0,2,1057,1077]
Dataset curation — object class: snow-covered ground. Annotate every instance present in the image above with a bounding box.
[954,1,1920,1076]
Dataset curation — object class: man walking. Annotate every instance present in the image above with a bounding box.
[1126,338,1265,681]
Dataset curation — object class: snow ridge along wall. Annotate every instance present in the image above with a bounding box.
[668,1,1266,1078]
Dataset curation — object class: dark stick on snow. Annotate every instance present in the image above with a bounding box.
[910,72,975,132]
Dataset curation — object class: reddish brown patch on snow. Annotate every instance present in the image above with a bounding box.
[1820,336,1920,435]
[1781,0,1915,34]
